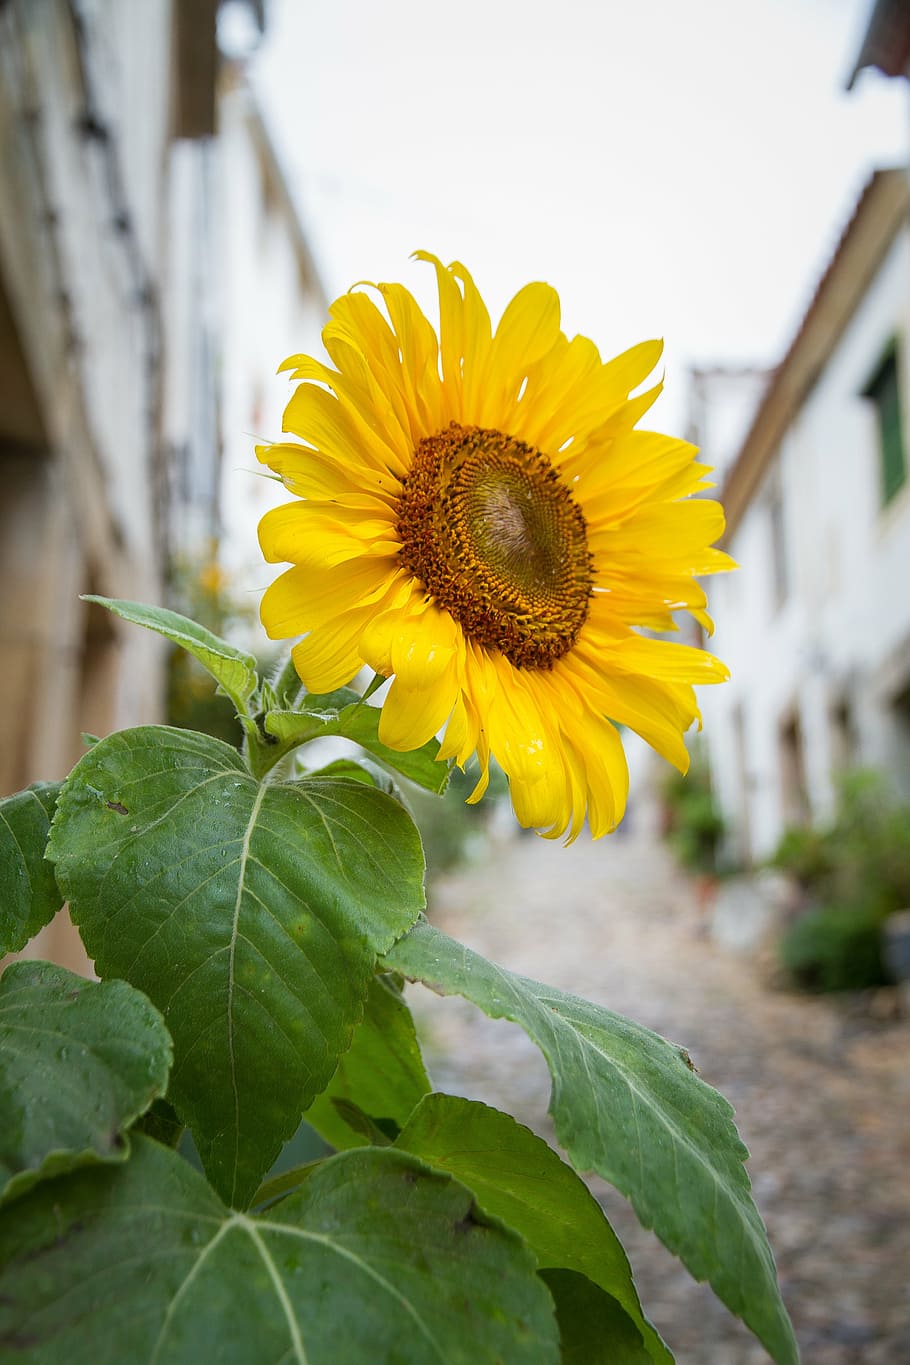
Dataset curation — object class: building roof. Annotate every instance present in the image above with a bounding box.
[719,167,910,539]
[847,0,910,87]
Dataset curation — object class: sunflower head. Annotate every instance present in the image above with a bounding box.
[257,254,733,841]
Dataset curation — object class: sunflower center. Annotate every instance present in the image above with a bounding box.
[397,422,593,669]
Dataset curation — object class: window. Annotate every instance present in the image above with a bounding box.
[732,702,753,865]
[863,344,906,507]
[778,709,809,828]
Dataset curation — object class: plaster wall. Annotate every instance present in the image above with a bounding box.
[703,226,910,861]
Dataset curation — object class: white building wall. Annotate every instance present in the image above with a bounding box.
[158,72,328,649]
[704,226,910,862]
[161,136,222,553]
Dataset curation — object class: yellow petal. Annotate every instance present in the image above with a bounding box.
[609,635,730,686]
[259,503,397,568]
[362,599,463,685]
[278,354,336,384]
[557,382,665,474]
[436,691,472,763]
[515,335,602,450]
[493,282,562,369]
[257,442,400,506]
[324,290,422,450]
[391,604,462,685]
[378,664,460,749]
[561,642,696,773]
[599,339,664,405]
[283,383,408,480]
[571,716,629,838]
[291,618,368,693]
[596,498,726,558]
[448,259,493,417]
[376,280,443,436]
[480,282,562,425]
[521,340,662,459]
[490,678,560,776]
[519,670,598,841]
[319,332,415,460]
[574,430,698,498]
[413,251,464,420]
[260,560,403,639]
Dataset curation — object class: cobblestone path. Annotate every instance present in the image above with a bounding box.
[409,830,910,1365]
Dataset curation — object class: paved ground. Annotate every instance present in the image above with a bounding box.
[408,829,910,1365]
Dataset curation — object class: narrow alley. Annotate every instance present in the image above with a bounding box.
[410,830,910,1365]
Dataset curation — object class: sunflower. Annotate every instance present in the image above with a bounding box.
[257,254,732,840]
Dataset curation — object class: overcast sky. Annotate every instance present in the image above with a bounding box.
[249,0,907,435]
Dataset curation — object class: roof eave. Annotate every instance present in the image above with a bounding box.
[847,0,910,88]
[720,168,910,541]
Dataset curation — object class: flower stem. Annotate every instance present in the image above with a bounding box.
[272,653,303,708]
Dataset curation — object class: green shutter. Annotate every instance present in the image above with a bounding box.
[867,351,906,506]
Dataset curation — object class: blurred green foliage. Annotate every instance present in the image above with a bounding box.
[772,770,910,992]
[407,760,510,876]
[166,545,259,747]
[661,749,725,875]
[778,905,885,994]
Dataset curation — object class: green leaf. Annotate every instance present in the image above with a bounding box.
[0,1135,561,1364]
[135,1098,184,1148]
[540,1270,654,1364]
[395,1094,670,1364]
[0,961,171,1205]
[0,783,62,955]
[307,757,385,787]
[265,699,449,793]
[324,1098,396,1146]
[291,684,363,713]
[305,974,431,1150]
[336,702,450,792]
[48,726,426,1208]
[83,595,258,714]
[384,921,798,1365]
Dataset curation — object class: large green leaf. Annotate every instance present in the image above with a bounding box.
[84,596,258,713]
[0,1135,561,1364]
[305,974,431,1149]
[394,1093,670,1364]
[540,1270,654,1365]
[48,726,426,1208]
[0,783,62,955]
[0,961,171,1205]
[384,921,798,1365]
[265,700,450,793]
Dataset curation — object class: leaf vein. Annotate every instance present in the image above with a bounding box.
[227,784,267,1205]
[252,1219,448,1361]
[241,1220,309,1365]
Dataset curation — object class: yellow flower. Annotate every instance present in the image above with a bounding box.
[258,254,732,840]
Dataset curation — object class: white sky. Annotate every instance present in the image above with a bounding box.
[250,0,907,435]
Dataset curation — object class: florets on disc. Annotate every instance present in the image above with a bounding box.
[397,423,594,669]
